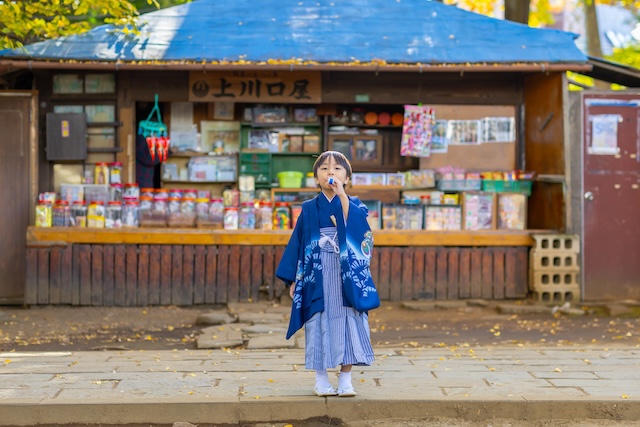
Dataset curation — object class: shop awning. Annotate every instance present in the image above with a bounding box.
[582,56,640,87]
[0,0,588,70]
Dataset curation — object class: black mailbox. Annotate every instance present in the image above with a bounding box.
[46,113,87,161]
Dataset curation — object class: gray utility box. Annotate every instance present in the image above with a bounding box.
[46,113,87,161]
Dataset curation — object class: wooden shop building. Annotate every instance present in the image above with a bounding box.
[0,0,591,306]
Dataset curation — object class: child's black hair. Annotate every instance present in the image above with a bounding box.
[312,151,353,179]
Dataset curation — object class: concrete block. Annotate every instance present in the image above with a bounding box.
[196,328,244,349]
[530,252,580,272]
[195,312,237,326]
[531,234,580,253]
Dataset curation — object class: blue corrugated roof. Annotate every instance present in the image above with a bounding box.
[0,0,587,65]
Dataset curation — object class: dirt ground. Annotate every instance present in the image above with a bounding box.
[0,300,639,352]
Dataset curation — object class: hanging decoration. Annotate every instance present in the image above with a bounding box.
[400,105,435,158]
[138,94,170,162]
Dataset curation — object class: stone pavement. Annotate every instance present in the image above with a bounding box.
[1,345,639,426]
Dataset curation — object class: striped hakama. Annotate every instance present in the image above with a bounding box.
[304,226,375,370]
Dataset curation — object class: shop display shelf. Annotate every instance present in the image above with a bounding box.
[482,179,533,196]
[436,179,482,192]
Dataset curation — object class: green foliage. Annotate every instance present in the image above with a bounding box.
[608,45,640,69]
[0,0,189,50]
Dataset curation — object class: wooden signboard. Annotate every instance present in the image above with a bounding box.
[189,71,321,103]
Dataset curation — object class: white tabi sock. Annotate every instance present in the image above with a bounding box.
[338,371,352,390]
[315,370,332,389]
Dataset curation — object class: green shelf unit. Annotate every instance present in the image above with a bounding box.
[239,152,271,187]
[271,153,317,184]
[239,122,323,188]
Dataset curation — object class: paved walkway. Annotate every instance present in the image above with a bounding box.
[1,346,639,426]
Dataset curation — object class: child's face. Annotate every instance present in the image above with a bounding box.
[316,155,349,192]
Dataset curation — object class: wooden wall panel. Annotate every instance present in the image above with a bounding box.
[25,244,530,305]
[148,245,161,305]
[458,249,471,299]
[470,248,483,299]
[124,244,136,305]
[250,246,263,302]
[505,248,517,299]
[481,250,493,299]
[524,73,565,175]
[171,245,184,306]
[228,246,241,302]
[492,248,506,299]
[182,245,195,305]
[216,246,229,303]
[193,245,206,304]
[114,245,126,306]
[160,246,172,305]
[322,71,523,105]
[239,247,251,301]
[401,250,414,300]
[435,248,448,300]
[103,245,115,306]
[25,248,38,305]
[412,248,425,300]
[48,248,61,305]
[424,248,437,300]
[263,246,275,299]
[60,245,73,305]
[447,248,460,299]
[79,245,91,306]
[524,73,566,231]
[389,248,403,301]
[36,249,50,305]
[91,246,103,306]
[515,247,529,297]
[527,182,565,230]
[205,245,217,304]
[72,245,81,305]
[138,245,150,306]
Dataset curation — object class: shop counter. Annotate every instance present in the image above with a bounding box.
[27,227,534,246]
[25,227,535,307]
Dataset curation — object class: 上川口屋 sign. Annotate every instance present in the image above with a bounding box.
[189,71,321,104]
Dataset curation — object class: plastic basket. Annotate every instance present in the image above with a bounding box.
[277,171,303,188]
[436,179,482,192]
[482,180,533,196]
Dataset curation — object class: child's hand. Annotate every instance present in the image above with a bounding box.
[289,284,294,299]
[328,177,347,197]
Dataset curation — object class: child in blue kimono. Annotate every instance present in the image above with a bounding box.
[276,151,379,397]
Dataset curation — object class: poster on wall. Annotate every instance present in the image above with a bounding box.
[482,117,515,143]
[446,120,481,145]
[589,114,621,155]
[400,105,435,157]
[430,120,449,153]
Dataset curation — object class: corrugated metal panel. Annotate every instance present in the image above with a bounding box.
[0,0,587,65]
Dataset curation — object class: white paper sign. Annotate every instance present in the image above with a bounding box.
[589,114,620,155]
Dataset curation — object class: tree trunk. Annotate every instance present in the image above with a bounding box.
[582,0,603,58]
[504,0,530,24]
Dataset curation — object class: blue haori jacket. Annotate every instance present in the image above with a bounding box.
[276,194,378,339]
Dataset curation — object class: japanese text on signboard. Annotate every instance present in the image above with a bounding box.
[188,71,321,103]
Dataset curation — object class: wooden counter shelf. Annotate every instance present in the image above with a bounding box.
[27,226,534,247]
[25,226,537,306]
